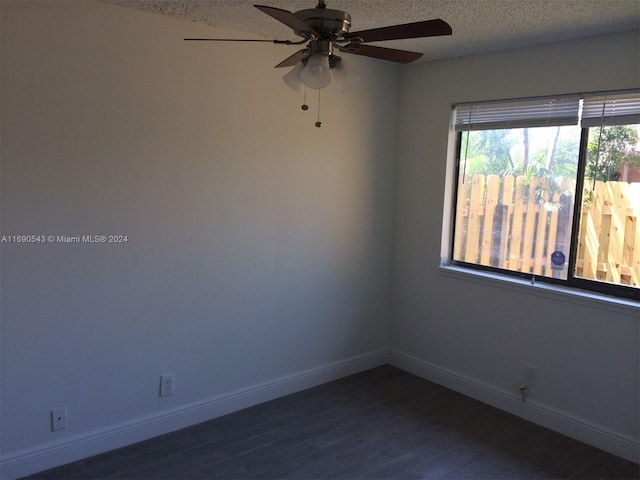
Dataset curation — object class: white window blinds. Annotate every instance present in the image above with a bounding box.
[581,90,640,127]
[454,96,580,131]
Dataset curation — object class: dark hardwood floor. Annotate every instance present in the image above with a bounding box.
[26,365,639,479]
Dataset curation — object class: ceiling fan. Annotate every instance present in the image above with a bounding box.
[185,1,452,125]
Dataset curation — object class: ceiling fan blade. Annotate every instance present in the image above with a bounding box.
[344,19,452,43]
[274,49,308,68]
[338,44,423,64]
[254,5,319,39]
[184,38,279,42]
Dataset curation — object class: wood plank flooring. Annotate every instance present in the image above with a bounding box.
[25,365,639,479]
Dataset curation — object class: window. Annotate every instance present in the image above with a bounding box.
[449,90,640,300]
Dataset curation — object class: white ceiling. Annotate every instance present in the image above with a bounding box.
[103,0,640,62]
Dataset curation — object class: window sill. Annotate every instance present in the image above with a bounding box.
[439,265,639,316]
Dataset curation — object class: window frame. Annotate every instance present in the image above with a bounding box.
[446,91,640,302]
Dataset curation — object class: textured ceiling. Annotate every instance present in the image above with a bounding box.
[103,0,640,62]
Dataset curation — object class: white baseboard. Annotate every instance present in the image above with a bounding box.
[1,349,389,480]
[388,349,639,465]
[4,348,637,479]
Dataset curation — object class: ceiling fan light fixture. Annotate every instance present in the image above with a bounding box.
[330,56,361,93]
[282,61,306,93]
[300,53,331,89]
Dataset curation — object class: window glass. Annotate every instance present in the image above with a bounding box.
[453,126,581,280]
[450,91,640,299]
[575,124,640,288]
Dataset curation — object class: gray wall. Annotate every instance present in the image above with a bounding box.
[0,2,397,476]
[1,1,638,477]
[391,29,639,463]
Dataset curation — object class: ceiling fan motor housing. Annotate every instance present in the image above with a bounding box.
[294,8,352,37]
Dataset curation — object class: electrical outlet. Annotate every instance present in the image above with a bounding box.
[525,363,539,386]
[160,373,174,397]
[51,408,67,431]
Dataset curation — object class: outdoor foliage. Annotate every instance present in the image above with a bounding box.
[461,125,640,182]
[460,126,581,179]
[586,125,640,181]
[460,126,580,210]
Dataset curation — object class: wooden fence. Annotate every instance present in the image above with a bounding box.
[453,174,640,287]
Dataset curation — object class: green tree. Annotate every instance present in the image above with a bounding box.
[462,130,516,176]
[586,125,640,181]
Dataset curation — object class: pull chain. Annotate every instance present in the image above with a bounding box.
[315,89,322,128]
[300,88,323,128]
